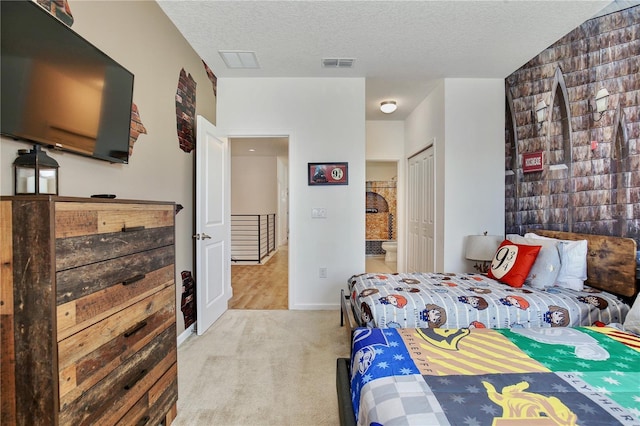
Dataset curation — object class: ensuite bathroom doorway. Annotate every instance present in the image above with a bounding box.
[365,160,398,273]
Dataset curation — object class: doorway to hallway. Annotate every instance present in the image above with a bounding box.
[229,136,289,309]
[229,245,288,309]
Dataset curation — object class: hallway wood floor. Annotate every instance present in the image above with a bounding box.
[229,245,288,309]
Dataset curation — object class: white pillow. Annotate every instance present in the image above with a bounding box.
[624,294,640,335]
[506,234,561,289]
[524,233,587,291]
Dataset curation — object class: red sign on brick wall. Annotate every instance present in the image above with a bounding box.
[522,151,543,173]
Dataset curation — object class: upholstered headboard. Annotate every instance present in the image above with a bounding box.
[531,230,637,298]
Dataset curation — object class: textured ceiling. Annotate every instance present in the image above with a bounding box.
[158,0,618,121]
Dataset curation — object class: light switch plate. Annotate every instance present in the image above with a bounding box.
[312,208,327,218]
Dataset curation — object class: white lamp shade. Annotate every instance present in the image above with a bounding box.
[465,235,502,261]
[380,101,397,114]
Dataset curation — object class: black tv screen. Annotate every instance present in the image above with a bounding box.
[1,0,134,164]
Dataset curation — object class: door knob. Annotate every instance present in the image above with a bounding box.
[192,233,211,240]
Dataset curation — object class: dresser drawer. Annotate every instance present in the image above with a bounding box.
[57,264,174,339]
[56,226,174,270]
[58,286,175,408]
[54,202,174,239]
[59,325,177,425]
[116,365,178,426]
[56,245,174,305]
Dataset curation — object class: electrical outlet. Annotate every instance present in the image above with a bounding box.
[319,267,327,278]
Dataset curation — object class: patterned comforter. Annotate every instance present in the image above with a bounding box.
[347,272,630,329]
[350,326,640,425]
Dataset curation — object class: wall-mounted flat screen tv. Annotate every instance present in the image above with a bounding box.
[1,0,134,164]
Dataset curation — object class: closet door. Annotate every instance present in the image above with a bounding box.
[407,145,434,272]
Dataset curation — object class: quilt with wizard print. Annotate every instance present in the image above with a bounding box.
[350,326,640,425]
[347,272,630,329]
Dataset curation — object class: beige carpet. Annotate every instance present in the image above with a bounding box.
[173,310,351,425]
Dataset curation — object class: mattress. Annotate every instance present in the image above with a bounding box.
[348,326,640,425]
[347,272,630,328]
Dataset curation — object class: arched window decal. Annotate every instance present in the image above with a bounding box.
[505,84,521,234]
[548,67,573,231]
[611,104,630,237]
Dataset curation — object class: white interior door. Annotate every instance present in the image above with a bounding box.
[195,115,231,335]
[407,145,435,272]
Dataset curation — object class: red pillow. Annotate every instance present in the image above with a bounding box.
[487,240,541,288]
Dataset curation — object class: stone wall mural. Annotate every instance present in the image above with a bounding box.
[176,68,197,153]
[505,6,639,254]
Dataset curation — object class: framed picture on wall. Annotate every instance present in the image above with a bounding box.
[308,162,348,186]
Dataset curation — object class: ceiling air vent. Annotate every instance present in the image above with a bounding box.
[322,58,355,68]
[219,50,260,69]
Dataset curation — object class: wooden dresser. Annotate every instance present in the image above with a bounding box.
[1,196,178,425]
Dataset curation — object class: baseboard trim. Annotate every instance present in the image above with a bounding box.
[177,323,195,346]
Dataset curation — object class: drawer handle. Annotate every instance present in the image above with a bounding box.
[122,274,146,286]
[124,369,148,390]
[136,416,150,426]
[123,320,148,338]
[122,225,145,232]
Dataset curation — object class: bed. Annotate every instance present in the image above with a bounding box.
[337,324,640,426]
[341,231,638,331]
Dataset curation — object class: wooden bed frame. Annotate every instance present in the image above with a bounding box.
[532,230,637,298]
[340,231,638,334]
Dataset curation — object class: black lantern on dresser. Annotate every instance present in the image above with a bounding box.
[13,145,59,195]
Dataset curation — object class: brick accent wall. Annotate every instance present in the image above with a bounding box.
[505,6,639,249]
[176,68,197,153]
[36,0,74,26]
[128,103,147,156]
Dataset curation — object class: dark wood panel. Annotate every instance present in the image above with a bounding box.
[11,199,58,425]
[56,245,174,305]
[56,226,174,270]
[0,314,16,425]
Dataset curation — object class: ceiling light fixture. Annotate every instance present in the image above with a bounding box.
[380,101,397,114]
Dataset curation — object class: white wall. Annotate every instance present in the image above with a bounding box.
[404,79,504,272]
[366,162,396,181]
[443,79,504,271]
[231,156,278,214]
[218,78,365,309]
[365,120,405,270]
